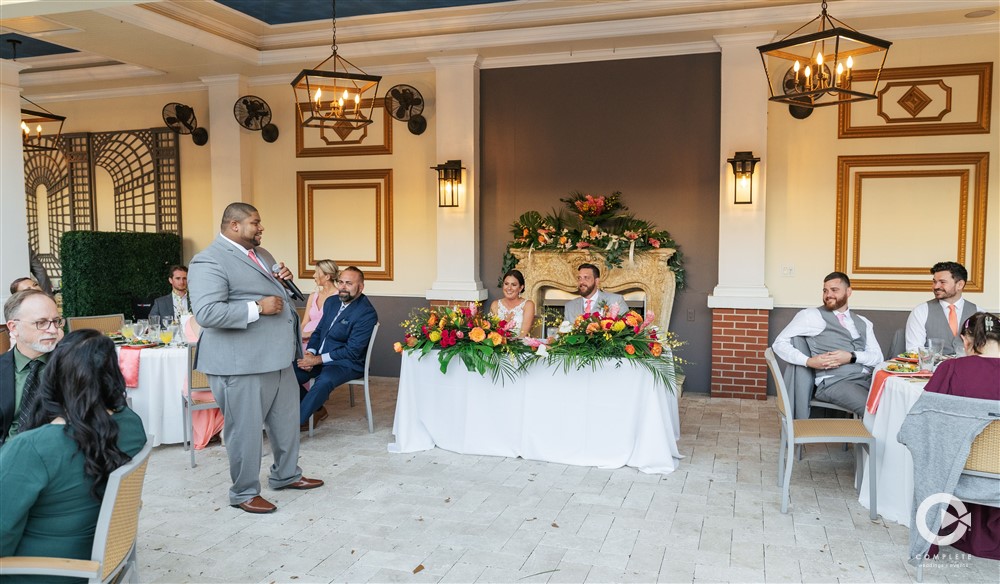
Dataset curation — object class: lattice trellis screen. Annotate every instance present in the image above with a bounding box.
[23,128,181,280]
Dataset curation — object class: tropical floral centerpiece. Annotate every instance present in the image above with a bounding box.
[394,304,531,382]
[524,303,684,392]
[502,191,685,289]
[395,302,684,392]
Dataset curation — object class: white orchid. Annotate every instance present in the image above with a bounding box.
[558,320,573,334]
[536,344,549,357]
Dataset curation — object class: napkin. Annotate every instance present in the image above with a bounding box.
[865,367,931,415]
[118,346,143,388]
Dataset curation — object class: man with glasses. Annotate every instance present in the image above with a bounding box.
[1,290,64,445]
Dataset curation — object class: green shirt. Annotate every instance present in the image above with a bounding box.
[7,348,50,439]
[0,408,147,583]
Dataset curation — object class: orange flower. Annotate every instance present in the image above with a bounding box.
[393,342,403,353]
[406,336,418,347]
[650,342,663,357]
[427,313,438,327]
[469,327,486,342]
[585,322,600,335]
[522,228,529,237]
[482,321,491,331]
[487,331,504,346]
[600,319,614,330]
[624,312,640,327]
[625,343,635,355]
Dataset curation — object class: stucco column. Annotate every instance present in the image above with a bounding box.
[0,59,31,308]
[708,33,775,399]
[199,75,252,218]
[425,55,487,303]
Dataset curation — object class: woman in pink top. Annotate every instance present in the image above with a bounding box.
[924,311,1000,560]
[301,259,339,351]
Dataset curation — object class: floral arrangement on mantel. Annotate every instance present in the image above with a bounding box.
[500,191,686,289]
[395,301,684,391]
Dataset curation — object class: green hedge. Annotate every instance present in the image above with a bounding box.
[61,231,181,319]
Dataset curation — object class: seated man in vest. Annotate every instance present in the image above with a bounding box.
[1,290,64,445]
[294,266,378,430]
[149,265,191,320]
[904,261,978,355]
[772,272,882,417]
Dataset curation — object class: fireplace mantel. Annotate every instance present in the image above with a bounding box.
[511,248,677,333]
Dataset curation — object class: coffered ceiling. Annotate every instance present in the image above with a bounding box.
[1,0,996,101]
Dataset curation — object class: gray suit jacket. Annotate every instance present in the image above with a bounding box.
[563,290,629,322]
[188,236,301,375]
[148,293,189,320]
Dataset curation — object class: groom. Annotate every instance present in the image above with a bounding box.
[563,263,628,321]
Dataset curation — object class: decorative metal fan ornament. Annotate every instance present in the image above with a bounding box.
[384,84,427,135]
[161,103,208,145]
[233,95,279,143]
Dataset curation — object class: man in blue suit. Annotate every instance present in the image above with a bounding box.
[294,266,378,428]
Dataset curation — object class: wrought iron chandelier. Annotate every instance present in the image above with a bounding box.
[757,1,891,108]
[291,0,381,141]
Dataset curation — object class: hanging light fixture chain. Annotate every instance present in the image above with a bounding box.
[331,0,338,55]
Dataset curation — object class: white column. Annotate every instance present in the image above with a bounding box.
[0,59,31,308]
[199,75,252,217]
[426,55,487,302]
[708,33,775,310]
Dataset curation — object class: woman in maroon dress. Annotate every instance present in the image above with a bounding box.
[924,311,1000,560]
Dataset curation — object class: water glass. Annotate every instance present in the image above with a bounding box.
[149,315,161,329]
[121,320,135,340]
[917,346,935,372]
[148,324,161,343]
[926,338,945,356]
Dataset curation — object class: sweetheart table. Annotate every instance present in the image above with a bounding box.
[389,351,682,474]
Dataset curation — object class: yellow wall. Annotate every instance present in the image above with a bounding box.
[42,71,440,296]
[765,33,999,311]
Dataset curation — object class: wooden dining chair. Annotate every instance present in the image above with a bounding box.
[0,439,153,583]
[765,348,877,518]
[67,314,125,335]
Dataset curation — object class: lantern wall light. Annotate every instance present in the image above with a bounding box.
[727,152,760,205]
[432,160,464,208]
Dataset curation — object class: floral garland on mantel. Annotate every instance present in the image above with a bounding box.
[500,191,686,289]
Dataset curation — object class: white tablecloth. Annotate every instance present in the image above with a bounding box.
[389,351,682,474]
[126,346,187,446]
[859,374,927,526]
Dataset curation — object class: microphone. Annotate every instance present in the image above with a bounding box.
[271,264,306,301]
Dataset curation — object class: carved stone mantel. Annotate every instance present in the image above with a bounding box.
[511,248,677,333]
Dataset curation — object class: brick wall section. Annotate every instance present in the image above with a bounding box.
[711,308,769,400]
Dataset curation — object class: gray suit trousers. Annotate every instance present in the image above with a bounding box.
[813,370,871,417]
[209,366,302,505]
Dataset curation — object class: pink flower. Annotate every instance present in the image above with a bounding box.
[608,303,621,319]
[648,237,661,248]
[576,242,592,249]
[456,331,464,339]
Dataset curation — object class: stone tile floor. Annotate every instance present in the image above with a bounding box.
[138,379,999,583]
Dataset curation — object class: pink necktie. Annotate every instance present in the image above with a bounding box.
[247,249,268,274]
[948,304,958,336]
[836,312,848,328]
[584,299,592,313]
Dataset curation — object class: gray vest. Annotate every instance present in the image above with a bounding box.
[804,308,869,383]
[924,299,977,355]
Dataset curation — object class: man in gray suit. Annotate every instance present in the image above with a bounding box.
[148,265,191,320]
[563,263,629,322]
[189,202,323,514]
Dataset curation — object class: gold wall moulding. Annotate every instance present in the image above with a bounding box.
[838,62,992,138]
[294,99,392,157]
[296,169,394,281]
[835,153,988,292]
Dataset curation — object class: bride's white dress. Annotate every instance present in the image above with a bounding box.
[496,299,527,332]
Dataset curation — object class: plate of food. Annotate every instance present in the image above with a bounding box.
[885,361,920,373]
[123,340,161,349]
[894,351,919,363]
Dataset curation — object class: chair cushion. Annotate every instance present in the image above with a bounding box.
[793,418,872,440]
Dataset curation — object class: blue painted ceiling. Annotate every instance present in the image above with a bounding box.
[216,0,515,25]
[1,33,78,60]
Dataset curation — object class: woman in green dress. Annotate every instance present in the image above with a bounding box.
[0,329,147,579]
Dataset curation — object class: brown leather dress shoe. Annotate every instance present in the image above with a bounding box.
[275,477,324,490]
[231,495,276,514]
[300,407,330,432]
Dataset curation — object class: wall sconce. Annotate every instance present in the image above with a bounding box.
[727,151,760,205]
[431,160,464,207]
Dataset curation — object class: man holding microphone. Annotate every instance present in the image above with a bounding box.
[189,202,322,514]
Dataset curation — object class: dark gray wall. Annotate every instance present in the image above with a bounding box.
[478,54,722,393]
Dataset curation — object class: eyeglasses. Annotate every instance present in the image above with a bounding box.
[13,318,65,330]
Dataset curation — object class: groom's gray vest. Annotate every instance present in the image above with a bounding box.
[804,308,870,385]
[924,299,978,355]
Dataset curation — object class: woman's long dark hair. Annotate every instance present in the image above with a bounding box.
[22,329,132,498]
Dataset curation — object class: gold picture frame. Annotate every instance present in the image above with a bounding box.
[834,153,989,291]
[296,169,393,280]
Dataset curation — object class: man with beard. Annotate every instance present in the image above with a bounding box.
[772,272,882,416]
[189,202,323,514]
[149,265,192,320]
[1,290,64,445]
[294,266,377,430]
[905,261,978,355]
[563,263,629,322]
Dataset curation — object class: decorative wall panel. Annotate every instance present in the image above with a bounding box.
[839,62,992,138]
[834,153,989,292]
[294,99,392,157]
[296,169,393,281]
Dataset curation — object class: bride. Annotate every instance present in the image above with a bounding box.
[490,269,536,337]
